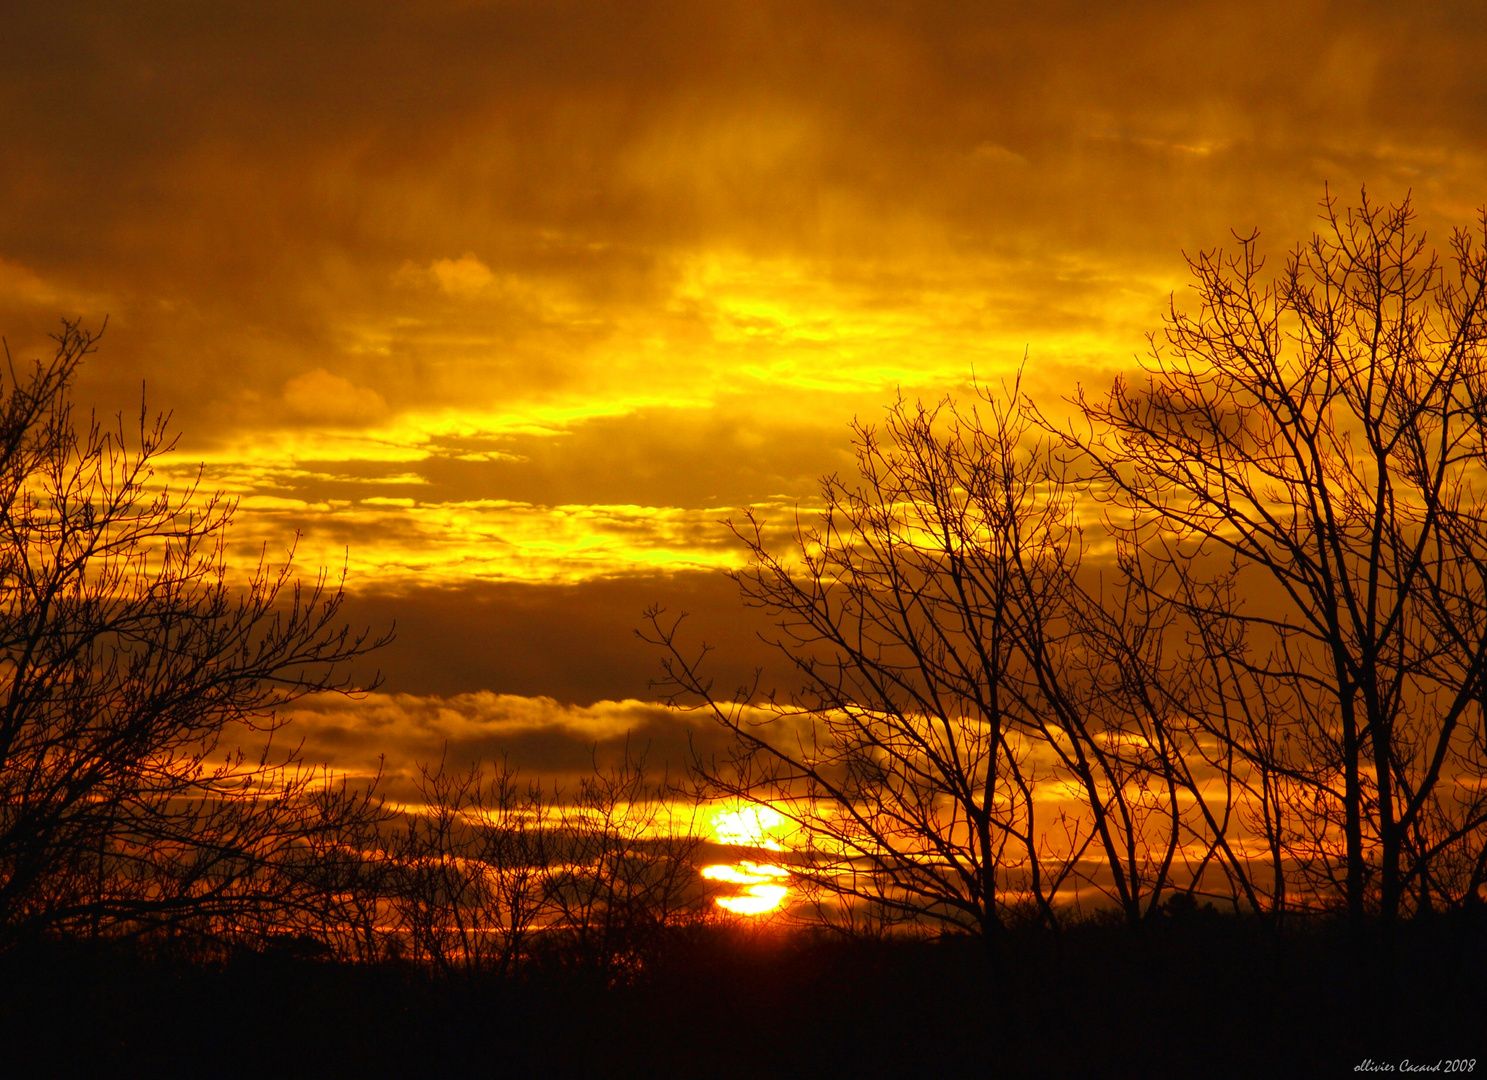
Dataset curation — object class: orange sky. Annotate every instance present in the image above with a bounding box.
[2,0,1485,790]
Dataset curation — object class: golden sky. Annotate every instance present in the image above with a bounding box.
[3,0,1485,786]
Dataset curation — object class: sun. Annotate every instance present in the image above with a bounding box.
[701,862,789,915]
[702,804,790,915]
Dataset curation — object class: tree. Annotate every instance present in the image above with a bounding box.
[646,385,1224,936]
[540,745,707,977]
[1066,190,1487,927]
[650,188,1487,939]
[0,322,391,947]
[387,745,708,978]
[390,755,555,975]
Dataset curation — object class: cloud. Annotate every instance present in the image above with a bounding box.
[9,0,1481,438]
[331,571,780,701]
[279,690,742,801]
[208,495,766,589]
[0,257,107,313]
[282,368,390,425]
[398,253,498,298]
[150,399,859,588]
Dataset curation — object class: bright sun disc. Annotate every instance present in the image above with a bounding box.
[702,862,789,914]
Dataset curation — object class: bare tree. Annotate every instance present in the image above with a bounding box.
[646,386,1224,935]
[1064,190,1487,927]
[386,744,708,978]
[541,745,708,978]
[391,755,555,975]
[0,322,391,948]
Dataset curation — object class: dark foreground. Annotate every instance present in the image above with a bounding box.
[2,912,1483,1078]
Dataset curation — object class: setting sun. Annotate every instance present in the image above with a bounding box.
[703,805,790,914]
[701,862,790,915]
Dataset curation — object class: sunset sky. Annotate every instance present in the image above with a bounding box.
[3,0,1485,796]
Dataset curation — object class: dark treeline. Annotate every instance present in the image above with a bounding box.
[343,750,711,978]
[2,913,1483,1078]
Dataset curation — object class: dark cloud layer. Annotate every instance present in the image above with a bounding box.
[337,571,778,703]
[284,691,737,800]
[4,0,1484,430]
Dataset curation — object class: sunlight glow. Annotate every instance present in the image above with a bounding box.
[711,805,785,850]
[705,806,791,914]
[702,862,790,915]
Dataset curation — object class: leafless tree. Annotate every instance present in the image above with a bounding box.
[646,386,1226,935]
[386,745,708,978]
[1064,189,1487,927]
[542,745,707,977]
[391,755,555,975]
[0,321,391,949]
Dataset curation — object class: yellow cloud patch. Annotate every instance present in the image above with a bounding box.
[282,368,390,425]
[215,497,782,589]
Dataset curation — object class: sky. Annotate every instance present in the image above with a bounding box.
[3,0,1486,795]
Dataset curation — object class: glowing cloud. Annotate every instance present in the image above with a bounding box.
[711,805,785,850]
[281,368,390,425]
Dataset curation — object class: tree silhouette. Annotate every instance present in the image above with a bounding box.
[0,322,390,948]
[391,754,555,974]
[646,385,1222,934]
[1068,190,1487,929]
[387,745,708,977]
[649,189,1487,938]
